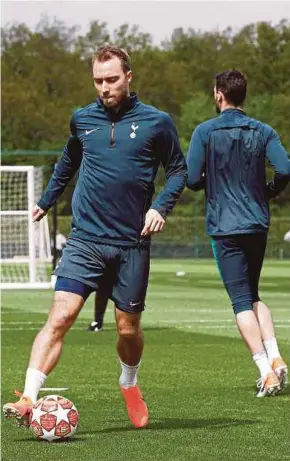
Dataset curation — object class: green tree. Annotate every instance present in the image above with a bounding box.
[2,20,94,150]
[178,93,215,144]
[75,20,110,59]
[2,18,289,220]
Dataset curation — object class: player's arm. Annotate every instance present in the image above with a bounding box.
[186,125,206,191]
[34,115,83,221]
[264,126,290,198]
[142,115,187,236]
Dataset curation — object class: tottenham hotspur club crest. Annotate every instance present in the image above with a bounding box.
[130,122,139,139]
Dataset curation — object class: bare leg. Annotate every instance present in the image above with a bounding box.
[236,310,274,381]
[115,308,143,366]
[115,308,148,428]
[253,300,275,342]
[236,310,265,355]
[235,306,283,396]
[253,300,285,377]
[29,291,84,375]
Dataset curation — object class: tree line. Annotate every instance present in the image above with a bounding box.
[2,17,290,217]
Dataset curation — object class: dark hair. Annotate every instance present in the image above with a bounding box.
[92,45,131,73]
[215,70,247,106]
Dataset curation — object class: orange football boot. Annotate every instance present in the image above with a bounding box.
[256,372,281,397]
[272,357,288,391]
[120,385,149,428]
[3,390,33,428]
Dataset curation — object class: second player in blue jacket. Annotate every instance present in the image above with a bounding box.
[187,70,289,398]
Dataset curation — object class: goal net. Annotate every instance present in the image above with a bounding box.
[1,166,52,289]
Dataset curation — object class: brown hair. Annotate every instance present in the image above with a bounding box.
[92,45,131,73]
[215,70,247,106]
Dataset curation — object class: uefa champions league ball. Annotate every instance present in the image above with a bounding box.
[29,395,79,442]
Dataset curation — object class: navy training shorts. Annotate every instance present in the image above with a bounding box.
[211,233,267,314]
[54,237,150,313]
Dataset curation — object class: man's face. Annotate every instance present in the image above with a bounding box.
[214,85,222,114]
[93,57,132,109]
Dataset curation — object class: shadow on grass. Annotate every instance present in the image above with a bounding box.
[81,417,259,434]
[14,417,259,442]
[281,386,290,396]
[16,435,88,443]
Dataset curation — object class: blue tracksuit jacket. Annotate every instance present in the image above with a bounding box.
[38,93,187,246]
[186,108,290,236]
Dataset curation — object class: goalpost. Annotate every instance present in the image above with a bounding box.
[1,166,52,289]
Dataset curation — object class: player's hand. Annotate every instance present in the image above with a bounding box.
[32,205,46,222]
[141,209,165,236]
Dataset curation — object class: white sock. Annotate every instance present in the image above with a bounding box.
[119,360,140,389]
[252,350,272,378]
[23,367,47,404]
[263,337,281,364]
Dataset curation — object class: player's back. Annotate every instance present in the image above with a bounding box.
[198,109,289,235]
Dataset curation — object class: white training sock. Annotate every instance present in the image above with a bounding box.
[119,360,140,389]
[263,337,281,364]
[23,367,47,404]
[252,350,272,378]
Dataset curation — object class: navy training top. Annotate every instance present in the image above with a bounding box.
[187,108,290,236]
[38,93,187,246]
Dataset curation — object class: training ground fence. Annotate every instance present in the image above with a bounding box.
[56,214,290,260]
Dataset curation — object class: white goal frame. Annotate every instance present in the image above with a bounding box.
[1,166,52,289]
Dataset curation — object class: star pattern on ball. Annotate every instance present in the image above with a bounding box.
[30,395,79,442]
[31,404,47,423]
[51,404,71,425]
[42,428,60,442]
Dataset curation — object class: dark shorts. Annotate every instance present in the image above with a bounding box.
[211,233,267,314]
[54,237,150,313]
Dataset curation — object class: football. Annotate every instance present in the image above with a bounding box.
[29,395,79,442]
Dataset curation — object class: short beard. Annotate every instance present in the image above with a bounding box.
[102,98,116,108]
[102,87,129,110]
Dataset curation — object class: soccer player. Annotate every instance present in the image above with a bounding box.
[87,292,109,332]
[3,46,187,428]
[187,70,290,397]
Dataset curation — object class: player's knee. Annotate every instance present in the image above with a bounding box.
[43,316,70,340]
[117,318,140,340]
[233,302,253,315]
[45,296,77,336]
[118,325,139,340]
[47,314,72,335]
[225,279,254,316]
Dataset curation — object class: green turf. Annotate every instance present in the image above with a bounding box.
[1,259,290,461]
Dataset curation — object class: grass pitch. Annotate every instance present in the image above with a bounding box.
[1,259,290,461]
